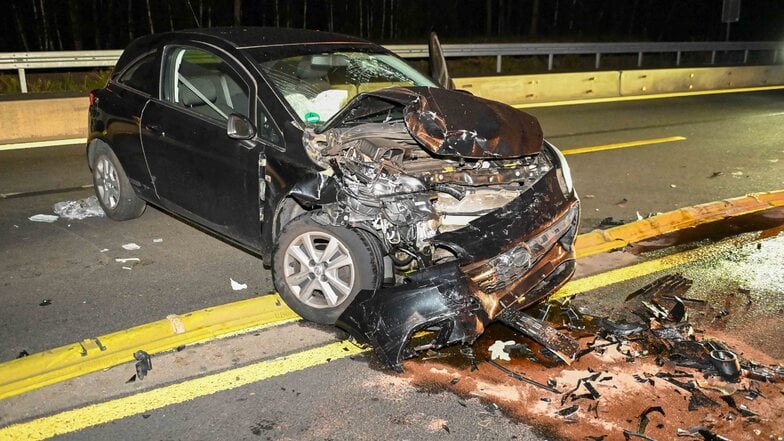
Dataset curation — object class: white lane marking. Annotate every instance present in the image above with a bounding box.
[0,138,87,151]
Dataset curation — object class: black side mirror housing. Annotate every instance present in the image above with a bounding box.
[227,113,257,140]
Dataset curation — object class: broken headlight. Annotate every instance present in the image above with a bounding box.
[466,244,532,291]
[548,142,574,196]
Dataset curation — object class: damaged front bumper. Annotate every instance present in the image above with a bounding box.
[336,159,580,371]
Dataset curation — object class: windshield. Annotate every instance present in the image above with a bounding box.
[257,52,437,125]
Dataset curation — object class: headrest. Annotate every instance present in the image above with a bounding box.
[179,76,218,106]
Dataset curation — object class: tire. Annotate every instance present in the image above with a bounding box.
[90,144,146,221]
[273,214,382,324]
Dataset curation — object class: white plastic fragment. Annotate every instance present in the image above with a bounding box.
[489,340,515,361]
[230,278,247,291]
[53,196,105,220]
[636,211,644,221]
[115,257,140,263]
[670,184,677,188]
[153,238,163,243]
[99,248,109,253]
[122,266,132,270]
[122,243,141,251]
[29,214,59,223]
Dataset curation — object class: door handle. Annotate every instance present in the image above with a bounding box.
[144,124,165,136]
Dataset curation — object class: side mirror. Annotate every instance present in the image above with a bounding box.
[227,113,257,140]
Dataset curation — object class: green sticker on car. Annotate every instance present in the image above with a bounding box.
[304,112,320,123]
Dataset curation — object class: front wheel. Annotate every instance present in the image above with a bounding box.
[273,214,382,324]
[90,144,146,220]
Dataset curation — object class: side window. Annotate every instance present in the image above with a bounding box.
[257,103,281,145]
[117,53,159,96]
[163,47,250,122]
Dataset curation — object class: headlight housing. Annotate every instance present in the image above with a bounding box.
[547,142,574,196]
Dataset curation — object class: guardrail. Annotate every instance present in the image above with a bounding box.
[1,41,781,93]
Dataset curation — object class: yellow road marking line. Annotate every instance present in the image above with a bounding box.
[0,295,299,401]
[512,85,784,109]
[0,341,367,441]
[0,138,87,151]
[561,136,686,155]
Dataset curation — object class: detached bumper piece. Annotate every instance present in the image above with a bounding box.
[336,263,488,372]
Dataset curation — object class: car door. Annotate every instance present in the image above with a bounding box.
[140,44,263,248]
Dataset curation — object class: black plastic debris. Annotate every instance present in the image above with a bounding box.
[16,350,29,359]
[557,404,579,417]
[39,299,52,306]
[597,217,625,229]
[134,350,153,380]
[498,309,579,364]
[709,350,741,382]
[638,406,665,434]
[125,374,137,383]
[486,359,560,393]
[622,429,657,441]
[459,346,479,372]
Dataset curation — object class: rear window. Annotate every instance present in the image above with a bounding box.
[116,53,159,96]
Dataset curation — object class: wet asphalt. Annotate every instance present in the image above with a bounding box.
[0,90,783,440]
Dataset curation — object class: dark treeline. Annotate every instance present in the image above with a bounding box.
[3,0,783,52]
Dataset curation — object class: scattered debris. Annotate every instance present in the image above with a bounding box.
[557,404,579,417]
[486,359,560,393]
[230,278,248,291]
[99,248,109,252]
[670,184,677,188]
[616,198,629,206]
[125,374,137,383]
[122,266,132,270]
[597,217,626,229]
[115,258,140,263]
[488,340,515,361]
[122,243,141,251]
[152,238,163,243]
[709,350,741,382]
[16,350,29,358]
[708,171,722,178]
[636,211,644,221]
[498,309,579,364]
[53,196,105,219]
[28,214,59,223]
[39,299,52,306]
[134,350,152,380]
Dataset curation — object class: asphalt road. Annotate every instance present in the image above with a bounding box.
[1,90,783,440]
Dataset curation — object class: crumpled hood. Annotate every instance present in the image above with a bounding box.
[324,86,543,159]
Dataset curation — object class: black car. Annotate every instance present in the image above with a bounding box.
[88,27,580,369]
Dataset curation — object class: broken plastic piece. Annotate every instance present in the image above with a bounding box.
[16,350,29,358]
[115,257,140,263]
[638,406,665,434]
[28,214,59,223]
[488,340,515,361]
[39,299,52,306]
[497,309,579,364]
[709,350,741,382]
[486,359,560,393]
[134,350,153,380]
[122,243,141,250]
[230,278,248,291]
[53,196,105,220]
[557,405,579,417]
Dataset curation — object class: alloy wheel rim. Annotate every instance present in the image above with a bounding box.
[283,231,356,309]
[95,156,120,210]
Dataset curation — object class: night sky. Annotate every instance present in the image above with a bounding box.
[2,0,784,52]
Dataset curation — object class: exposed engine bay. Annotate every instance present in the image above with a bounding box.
[305,121,553,278]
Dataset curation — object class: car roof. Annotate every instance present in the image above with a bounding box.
[180,27,371,49]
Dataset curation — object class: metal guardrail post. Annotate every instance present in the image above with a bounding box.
[711,50,717,65]
[595,53,601,69]
[676,51,681,66]
[547,53,554,71]
[743,49,749,64]
[18,68,27,93]
[637,52,643,67]
[496,55,502,73]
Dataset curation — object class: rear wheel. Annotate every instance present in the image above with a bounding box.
[273,214,382,324]
[90,144,146,220]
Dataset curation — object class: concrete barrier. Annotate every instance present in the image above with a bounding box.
[454,71,620,105]
[620,65,784,95]
[1,65,783,146]
[0,97,87,144]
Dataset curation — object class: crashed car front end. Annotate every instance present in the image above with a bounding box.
[301,87,580,370]
[335,147,579,370]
